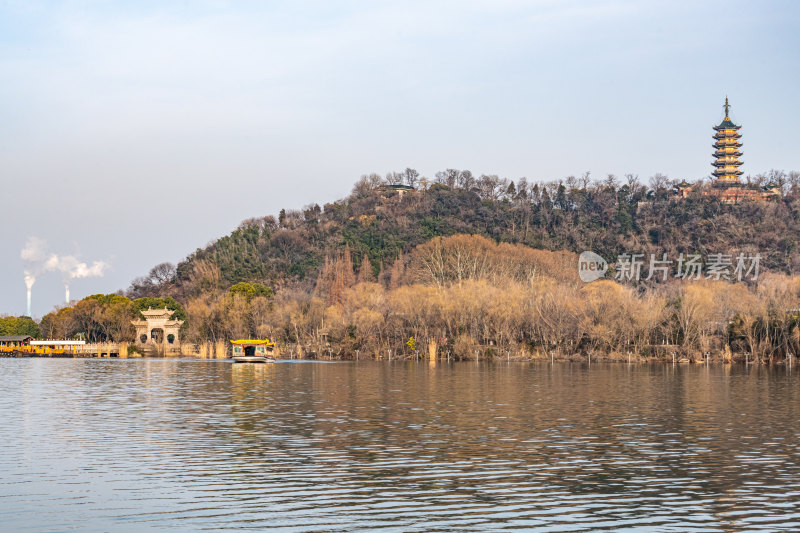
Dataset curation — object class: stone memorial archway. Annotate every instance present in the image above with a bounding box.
[132,308,184,355]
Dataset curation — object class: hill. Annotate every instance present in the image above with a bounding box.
[129,169,800,300]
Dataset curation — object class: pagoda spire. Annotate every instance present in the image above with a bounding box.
[724,96,730,119]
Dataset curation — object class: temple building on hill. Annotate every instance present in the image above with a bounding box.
[706,98,779,203]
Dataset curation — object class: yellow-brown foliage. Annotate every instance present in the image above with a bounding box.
[167,234,800,362]
[407,234,578,287]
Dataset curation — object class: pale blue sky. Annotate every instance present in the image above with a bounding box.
[1,0,798,317]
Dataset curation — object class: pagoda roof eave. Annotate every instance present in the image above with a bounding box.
[713,120,741,130]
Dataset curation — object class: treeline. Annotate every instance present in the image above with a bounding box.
[0,316,41,338]
[39,295,186,342]
[43,234,800,363]
[37,285,271,344]
[238,234,800,362]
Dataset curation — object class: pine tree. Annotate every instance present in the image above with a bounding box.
[388,252,405,290]
[506,181,516,198]
[339,244,356,288]
[315,255,333,298]
[319,245,357,305]
[358,253,375,283]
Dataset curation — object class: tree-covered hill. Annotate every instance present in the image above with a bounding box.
[128,169,800,300]
[36,169,800,361]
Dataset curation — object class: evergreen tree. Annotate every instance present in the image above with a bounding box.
[358,253,375,283]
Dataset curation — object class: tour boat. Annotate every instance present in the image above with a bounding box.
[230,339,276,363]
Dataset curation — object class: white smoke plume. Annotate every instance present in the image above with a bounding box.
[21,236,110,313]
[21,236,48,264]
[48,254,109,303]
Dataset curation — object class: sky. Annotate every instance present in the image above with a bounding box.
[1,0,799,317]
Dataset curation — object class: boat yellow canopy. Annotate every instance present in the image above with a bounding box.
[230,339,275,346]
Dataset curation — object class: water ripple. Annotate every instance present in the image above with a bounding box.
[1,359,800,531]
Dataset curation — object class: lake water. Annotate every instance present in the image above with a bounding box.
[1,359,799,532]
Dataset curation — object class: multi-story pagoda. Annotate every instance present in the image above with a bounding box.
[712,97,743,185]
[705,98,779,203]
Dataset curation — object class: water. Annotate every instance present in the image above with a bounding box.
[1,359,799,532]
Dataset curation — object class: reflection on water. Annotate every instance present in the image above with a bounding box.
[2,359,800,531]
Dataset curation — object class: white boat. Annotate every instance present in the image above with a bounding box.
[230,339,276,363]
[233,355,275,363]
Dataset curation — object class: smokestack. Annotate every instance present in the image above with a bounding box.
[20,237,110,314]
[21,237,47,317]
[24,274,35,317]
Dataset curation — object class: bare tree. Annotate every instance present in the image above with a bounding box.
[457,170,474,189]
[385,171,403,185]
[767,169,788,194]
[403,168,419,188]
[579,171,591,189]
[649,173,669,193]
[435,169,459,188]
[149,263,176,286]
[271,230,307,262]
[787,171,800,196]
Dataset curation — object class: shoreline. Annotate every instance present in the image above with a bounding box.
[0,351,793,366]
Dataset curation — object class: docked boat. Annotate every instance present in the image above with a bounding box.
[230,339,276,363]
